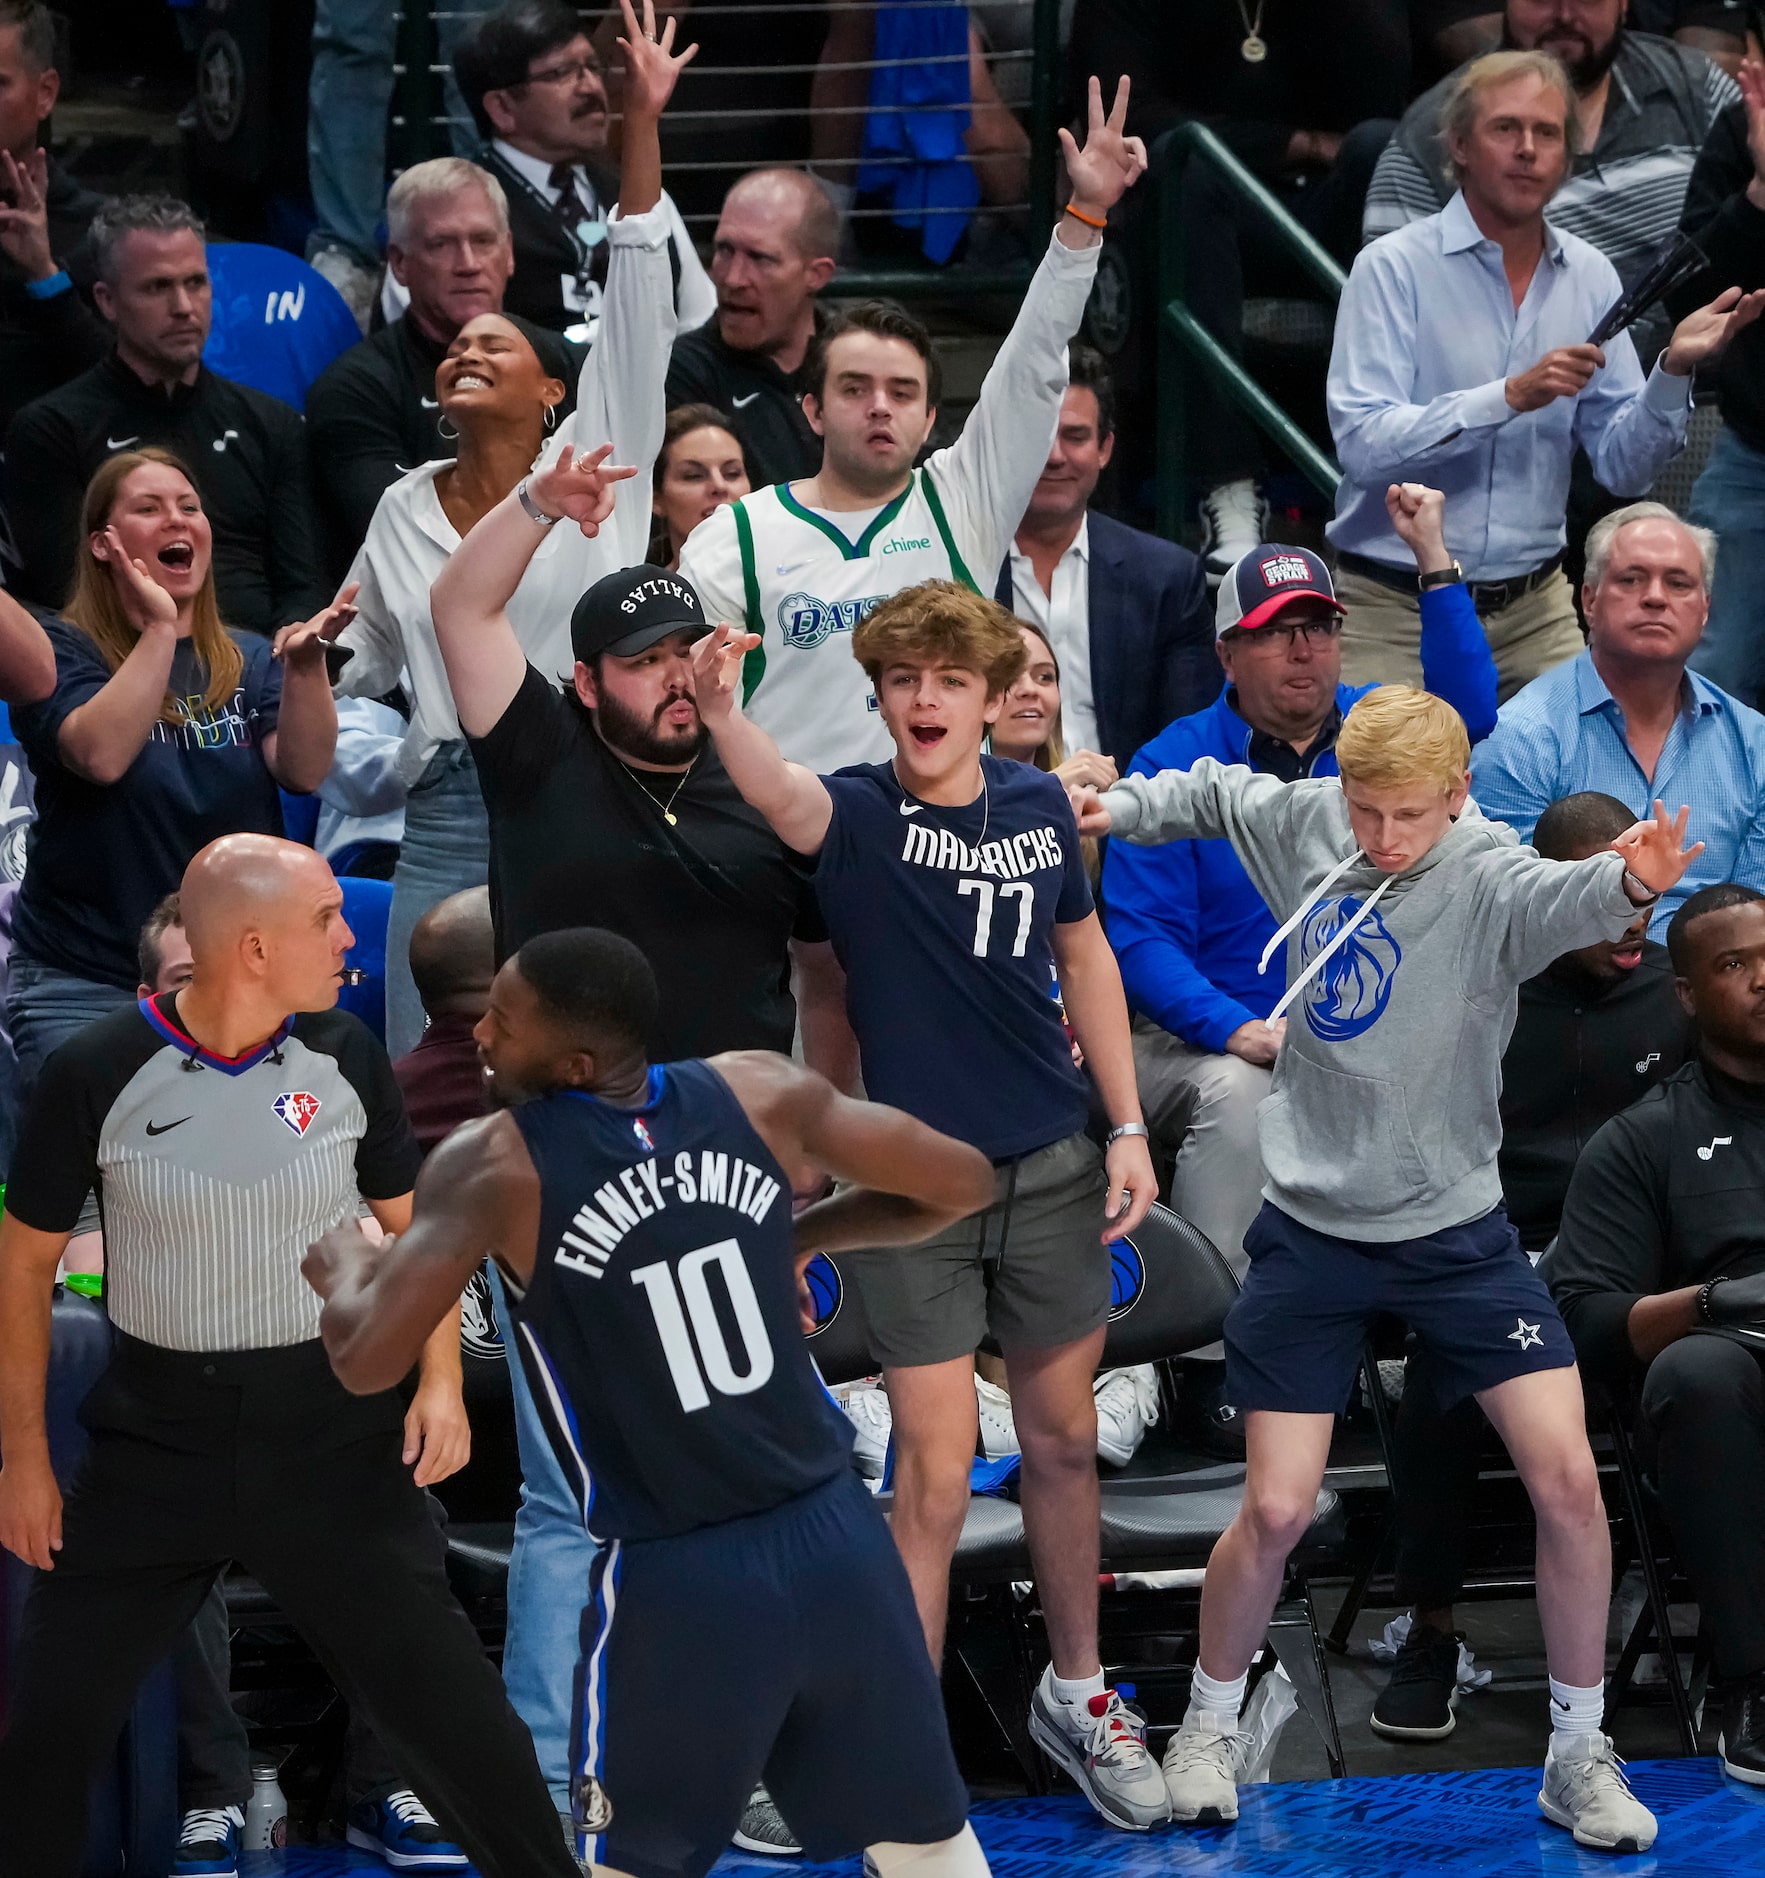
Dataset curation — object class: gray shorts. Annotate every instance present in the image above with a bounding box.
[846,1131,1112,1368]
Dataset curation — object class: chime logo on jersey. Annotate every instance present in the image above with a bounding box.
[777,590,887,649]
[632,1117,655,1153]
[271,1090,322,1137]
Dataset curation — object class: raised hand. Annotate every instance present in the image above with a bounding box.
[94,525,178,634]
[615,0,698,121]
[1385,482,1450,573]
[1664,285,1765,376]
[0,147,55,282]
[1067,781,1113,838]
[1741,57,1765,208]
[690,620,760,725]
[527,442,639,538]
[280,581,360,666]
[1058,76,1149,225]
[1613,800,1704,895]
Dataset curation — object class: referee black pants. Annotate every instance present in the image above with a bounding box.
[0,1335,576,1877]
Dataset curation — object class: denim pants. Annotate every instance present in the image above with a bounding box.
[386,744,490,1059]
[307,0,484,267]
[5,954,136,1103]
[1687,424,1765,708]
[487,1267,592,1808]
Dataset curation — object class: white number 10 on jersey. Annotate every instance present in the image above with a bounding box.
[631,1239,776,1413]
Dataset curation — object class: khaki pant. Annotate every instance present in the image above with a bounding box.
[1335,565,1585,704]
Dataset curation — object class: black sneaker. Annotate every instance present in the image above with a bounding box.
[1720,1670,1765,1785]
[1370,1624,1461,1740]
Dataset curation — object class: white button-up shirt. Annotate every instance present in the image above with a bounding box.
[1007,513,1096,754]
[1326,191,1690,580]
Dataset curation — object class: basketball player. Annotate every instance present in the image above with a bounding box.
[1073,688,1703,1853]
[691,583,1170,1831]
[302,926,1002,1878]
[676,75,1147,772]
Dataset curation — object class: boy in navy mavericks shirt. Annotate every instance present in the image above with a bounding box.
[693,581,1171,1832]
[303,927,1000,1878]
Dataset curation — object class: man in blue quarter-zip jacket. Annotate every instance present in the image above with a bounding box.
[1102,486,1495,1365]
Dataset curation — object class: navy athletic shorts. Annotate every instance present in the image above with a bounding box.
[572,1467,968,1878]
[1225,1201,1577,1416]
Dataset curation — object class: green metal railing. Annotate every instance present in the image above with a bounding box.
[1155,121,1345,542]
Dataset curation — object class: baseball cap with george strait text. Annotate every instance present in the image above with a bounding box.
[1215,543,1346,640]
[570,564,705,664]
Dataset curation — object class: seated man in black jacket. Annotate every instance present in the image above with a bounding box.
[4,194,326,633]
[1370,791,1695,1743]
[1552,880,1765,1787]
[0,1,109,437]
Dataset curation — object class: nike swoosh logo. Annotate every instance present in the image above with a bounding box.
[899,802,921,816]
[106,435,140,450]
[731,392,760,409]
[421,397,439,409]
[145,1116,191,1136]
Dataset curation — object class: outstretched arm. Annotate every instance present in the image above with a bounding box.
[430,444,637,738]
[714,1052,994,1263]
[0,590,52,704]
[690,621,833,852]
[304,1114,541,1394]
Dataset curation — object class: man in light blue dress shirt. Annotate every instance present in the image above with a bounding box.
[1473,500,1765,934]
[1326,48,1762,699]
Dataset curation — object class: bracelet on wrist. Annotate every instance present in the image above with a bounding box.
[1105,1121,1149,1147]
[1621,867,1661,904]
[516,477,561,526]
[1417,561,1462,592]
[1698,1276,1725,1324]
[1063,201,1108,231]
[23,267,70,300]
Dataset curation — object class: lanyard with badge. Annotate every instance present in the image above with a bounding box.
[503,160,608,345]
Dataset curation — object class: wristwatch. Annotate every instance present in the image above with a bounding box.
[1417,562,1463,592]
[516,477,562,526]
[1106,1123,1150,1147]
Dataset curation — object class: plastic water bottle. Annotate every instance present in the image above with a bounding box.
[243,1761,288,1849]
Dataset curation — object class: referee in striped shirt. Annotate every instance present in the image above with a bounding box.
[0,834,576,1878]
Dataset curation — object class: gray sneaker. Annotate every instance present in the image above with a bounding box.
[1028,1675,1170,1831]
[732,1783,802,1856]
[1162,1711,1242,1825]
[1537,1732,1658,1852]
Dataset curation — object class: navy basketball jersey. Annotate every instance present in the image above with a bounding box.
[500,1059,853,1541]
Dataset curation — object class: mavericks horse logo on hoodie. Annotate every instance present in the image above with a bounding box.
[1297,896,1402,1041]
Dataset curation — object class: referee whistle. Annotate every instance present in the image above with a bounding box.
[338,966,367,987]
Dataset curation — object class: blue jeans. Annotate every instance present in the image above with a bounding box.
[5,954,136,1101]
[487,1267,593,1808]
[386,743,489,1058]
[307,0,484,267]
[1688,425,1765,708]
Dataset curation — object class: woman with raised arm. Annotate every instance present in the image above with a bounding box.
[5,446,344,1089]
[329,0,694,1053]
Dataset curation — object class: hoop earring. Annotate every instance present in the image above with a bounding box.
[543,401,558,431]
[436,413,459,441]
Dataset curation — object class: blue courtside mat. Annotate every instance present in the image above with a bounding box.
[242,1758,1765,1877]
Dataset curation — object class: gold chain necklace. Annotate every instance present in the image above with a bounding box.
[619,753,697,826]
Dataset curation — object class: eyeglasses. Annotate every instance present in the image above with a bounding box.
[523,56,600,88]
[1229,618,1343,649]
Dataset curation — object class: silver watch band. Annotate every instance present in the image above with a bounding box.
[516,477,561,526]
[1105,1122,1150,1147]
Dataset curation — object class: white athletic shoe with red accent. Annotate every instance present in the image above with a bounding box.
[1028,1670,1171,1830]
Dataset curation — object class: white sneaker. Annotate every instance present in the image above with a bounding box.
[1198,479,1271,584]
[1094,1365,1161,1467]
[308,243,382,334]
[1028,1671,1170,1831]
[833,1380,891,1478]
[1538,1732,1658,1852]
[1162,1710,1242,1825]
[975,1376,1021,1459]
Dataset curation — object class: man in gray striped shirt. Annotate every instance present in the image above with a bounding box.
[1364,2,1738,365]
[0,834,576,1878]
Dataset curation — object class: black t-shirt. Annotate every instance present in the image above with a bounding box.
[11,615,285,987]
[665,312,825,491]
[468,664,821,1059]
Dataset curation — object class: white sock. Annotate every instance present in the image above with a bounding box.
[1548,1675,1605,1741]
[1047,1662,1106,1707]
[1185,1665,1248,1725]
[865,1823,992,1876]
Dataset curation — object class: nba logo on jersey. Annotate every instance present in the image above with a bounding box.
[272,1091,321,1137]
[632,1117,655,1153]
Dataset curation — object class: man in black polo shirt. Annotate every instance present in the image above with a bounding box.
[1370,791,1696,1743]
[1551,880,1765,1788]
[665,168,836,489]
[4,194,326,633]
[0,834,575,1878]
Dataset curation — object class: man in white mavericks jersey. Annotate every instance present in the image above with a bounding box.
[679,76,1148,772]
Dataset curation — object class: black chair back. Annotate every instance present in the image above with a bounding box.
[1099,1202,1239,1368]
[802,1252,881,1385]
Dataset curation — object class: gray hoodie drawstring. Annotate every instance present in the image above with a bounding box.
[1258,851,1398,1024]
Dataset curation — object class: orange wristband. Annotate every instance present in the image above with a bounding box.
[1063,202,1108,231]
